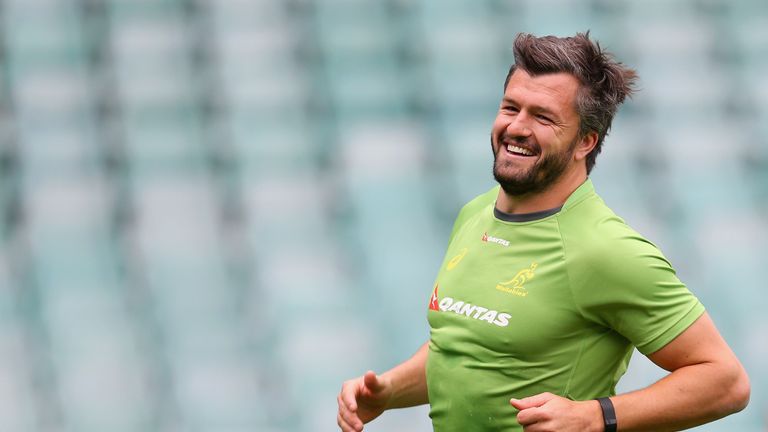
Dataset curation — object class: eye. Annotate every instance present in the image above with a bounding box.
[502,105,519,113]
[536,114,553,123]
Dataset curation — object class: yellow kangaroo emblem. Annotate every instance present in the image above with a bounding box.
[496,263,538,296]
[447,248,468,271]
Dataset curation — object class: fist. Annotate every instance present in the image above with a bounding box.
[510,392,603,432]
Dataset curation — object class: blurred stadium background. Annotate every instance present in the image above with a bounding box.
[0,0,766,431]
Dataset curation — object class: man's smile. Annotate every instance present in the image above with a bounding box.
[498,137,540,161]
[506,144,535,157]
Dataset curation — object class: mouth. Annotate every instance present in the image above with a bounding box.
[500,138,539,158]
[505,144,536,157]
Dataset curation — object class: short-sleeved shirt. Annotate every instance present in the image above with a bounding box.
[426,179,704,431]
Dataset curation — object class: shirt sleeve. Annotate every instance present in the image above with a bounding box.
[566,221,705,355]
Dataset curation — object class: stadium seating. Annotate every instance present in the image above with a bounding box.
[0,0,765,430]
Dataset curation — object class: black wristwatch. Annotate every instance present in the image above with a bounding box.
[597,397,617,432]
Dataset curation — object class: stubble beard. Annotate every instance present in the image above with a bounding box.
[492,136,578,197]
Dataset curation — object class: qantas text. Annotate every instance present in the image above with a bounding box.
[437,297,511,327]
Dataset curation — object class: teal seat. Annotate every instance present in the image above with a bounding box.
[121,110,208,175]
[0,306,42,432]
[108,8,198,112]
[170,353,267,430]
[436,117,496,203]
[622,0,702,21]
[3,0,87,71]
[128,174,269,429]
[20,173,152,431]
[230,116,323,177]
[211,0,305,117]
[106,5,208,175]
[414,0,493,23]
[55,349,152,432]
[0,165,17,244]
[516,0,594,36]
[311,0,408,122]
[313,0,391,24]
[106,0,189,18]
[740,133,768,210]
[331,123,443,355]
[209,0,289,29]
[16,118,101,179]
[222,60,307,117]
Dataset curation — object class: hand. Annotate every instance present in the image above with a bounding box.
[510,392,603,432]
[337,371,393,432]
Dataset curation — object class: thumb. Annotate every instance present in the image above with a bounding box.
[363,370,385,392]
[510,392,556,410]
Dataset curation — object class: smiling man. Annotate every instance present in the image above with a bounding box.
[337,33,750,432]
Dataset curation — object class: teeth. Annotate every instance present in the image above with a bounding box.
[506,144,534,156]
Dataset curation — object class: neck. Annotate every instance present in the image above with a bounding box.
[495,166,588,214]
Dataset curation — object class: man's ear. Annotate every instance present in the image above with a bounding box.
[574,131,599,161]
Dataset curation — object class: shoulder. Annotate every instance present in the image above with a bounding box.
[558,193,672,272]
[458,186,499,219]
[448,186,499,241]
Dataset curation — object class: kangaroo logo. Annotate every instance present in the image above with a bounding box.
[496,263,537,297]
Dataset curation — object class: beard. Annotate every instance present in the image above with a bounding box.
[492,135,578,196]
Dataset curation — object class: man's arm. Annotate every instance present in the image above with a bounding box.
[511,313,750,431]
[337,342,429,432]
[610,312,750,431]
[378,341,430,409]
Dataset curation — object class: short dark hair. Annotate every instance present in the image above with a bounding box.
[503,32,638,173]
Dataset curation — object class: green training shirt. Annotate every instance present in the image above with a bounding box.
[426,179,704,431]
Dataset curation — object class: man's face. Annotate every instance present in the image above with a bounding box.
[491,69,583,196]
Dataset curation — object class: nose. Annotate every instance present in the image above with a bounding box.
[504,112,533,139]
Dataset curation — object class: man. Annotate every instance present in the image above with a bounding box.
[337,33,750,432]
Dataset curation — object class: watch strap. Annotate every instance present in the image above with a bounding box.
[597,397,617,432]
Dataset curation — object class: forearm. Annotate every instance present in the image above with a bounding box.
[611,360,750,431]
[380,342,430,409]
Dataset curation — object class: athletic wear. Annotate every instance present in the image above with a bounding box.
[426,179,704,431]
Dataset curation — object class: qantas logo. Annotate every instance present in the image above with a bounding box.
[428,286,511,327]
[481,232,510,247]
[429,284,440,311]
